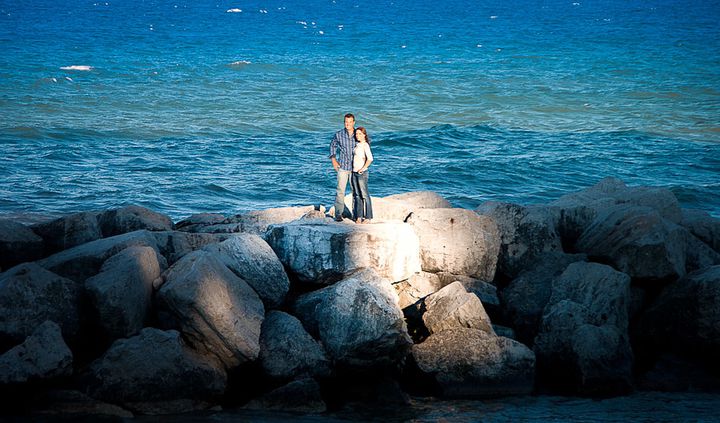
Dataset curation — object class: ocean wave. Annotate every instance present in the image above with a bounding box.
[60,65,93,71]
[226,8,242,13]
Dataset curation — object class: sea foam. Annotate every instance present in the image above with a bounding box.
[226,8,242,13]
[60,65,93,71]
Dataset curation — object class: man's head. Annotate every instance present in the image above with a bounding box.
[344,113,355,133]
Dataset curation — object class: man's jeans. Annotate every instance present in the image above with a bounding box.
[334,169,351,219]
[351,171,373,220]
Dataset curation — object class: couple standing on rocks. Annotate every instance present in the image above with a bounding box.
[329,113,374,223]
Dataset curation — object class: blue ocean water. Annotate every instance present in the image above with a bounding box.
[1,0,719,219]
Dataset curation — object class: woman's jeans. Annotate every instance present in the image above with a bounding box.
[351,171,373,220]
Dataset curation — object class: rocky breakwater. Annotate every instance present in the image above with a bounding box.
[0,180,719,417]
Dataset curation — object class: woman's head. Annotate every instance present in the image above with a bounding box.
[355,127,370,144]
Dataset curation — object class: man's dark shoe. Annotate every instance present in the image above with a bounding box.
[334,217,343,222]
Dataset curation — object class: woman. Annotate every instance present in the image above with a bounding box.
[351,126,374,223]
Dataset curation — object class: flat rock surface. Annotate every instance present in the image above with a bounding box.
[266,219,421,285]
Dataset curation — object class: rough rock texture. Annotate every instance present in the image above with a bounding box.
[151,231,230,264]
[38,230,159,283]
[292,269,412,368]
[422,282,494,335]
[30,212,102,254]
[175,213,227,232]
[475,202,562,279]
[576,205,688,281]
[412,328,535,398]
[85,246,165,340]
[534,262,633,395]
[406,208,500,279]
[98,205,174,236]
[550,177,683,248]
[156,250,264,369]
[0,321,72,384]
[436,272,500,318]
[550,177,627,246]
[394,272,444,310]
[685,233,720,272]
[202,235,290,308]
[501,252,587,345]
[331,191,452,222]
[266,219,421,285]
[236,205,321,235]
[258,311,331,380]
[85,328,226,404]
[640,265,720,360]
[0,263,80,344]
[0,219,44,270]
[244,378,326,413]
[681,209,720,253]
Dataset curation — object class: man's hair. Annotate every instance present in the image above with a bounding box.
[344,113,355,121]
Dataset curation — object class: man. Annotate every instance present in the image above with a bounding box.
[329,113,356,221]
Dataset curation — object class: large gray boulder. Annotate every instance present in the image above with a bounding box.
[412,328,535,398]
[406,208,500,279]
[30,211,102,254]
[202,235,290,308]
[501,252,587,345]
[98,205,174,236]
[436,272,500,318]
[0,219,44,269]
[550,177,683,247]
[85,246,166,340]
[266,219,421,285]
[475,202,562,279]
[156,250,264,369]
[0,321,72,385]
[175,213,227,233]
[85,328,226,405]
[151,231,230,264]
[640,265,720,360]
[258,311,331,380]
[681,209,720,253]
[576,205,688,281]
[534,301,634,395]
[549,177,627,245]
[534,262,633,395]
[393,272,444,310]
[292,269,412,368]
[422,281,494,335]
[38,230,159,282]
[0,263,80,344]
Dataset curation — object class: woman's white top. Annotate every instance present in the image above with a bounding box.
[353,142,373,172]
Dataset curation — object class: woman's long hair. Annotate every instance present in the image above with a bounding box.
[355,127,370,145]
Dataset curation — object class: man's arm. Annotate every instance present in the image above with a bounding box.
[329,133,340,171]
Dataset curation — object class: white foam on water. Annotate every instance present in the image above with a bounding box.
[259,9,268,14]
[318,30,324,35]
[226,8,242,13]
[60,65,93,71]
[297,21,307,25]
[490,15,498,19]
[64,77,73,82]
[229,60,251,67]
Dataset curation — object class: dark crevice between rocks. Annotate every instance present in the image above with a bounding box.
[402,301,429,345]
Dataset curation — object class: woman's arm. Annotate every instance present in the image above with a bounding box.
[359,143,373,173]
